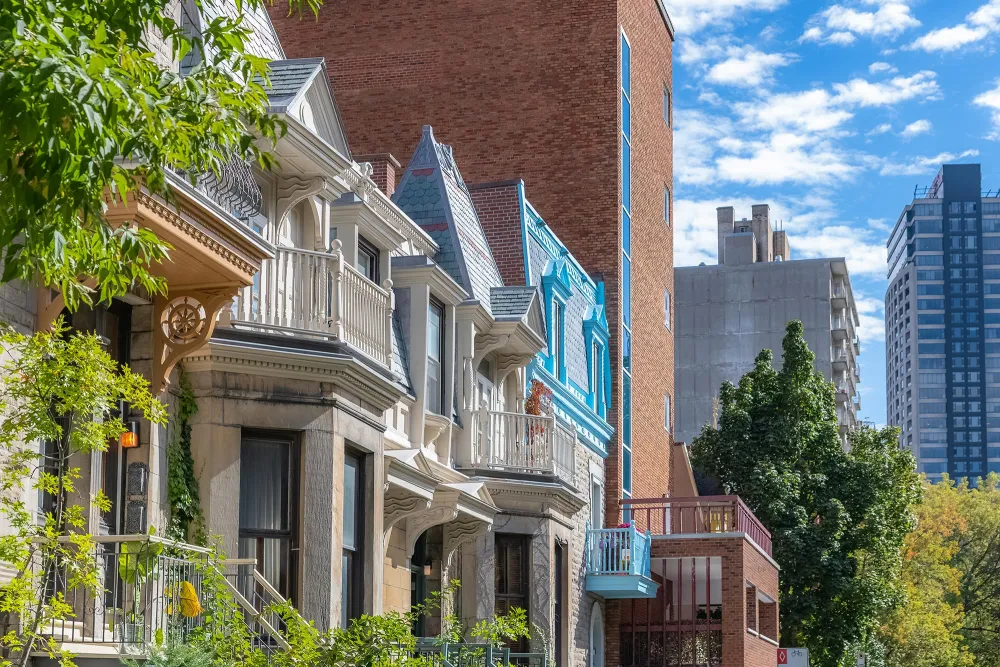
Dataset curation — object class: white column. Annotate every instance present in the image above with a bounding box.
[408,284,431,449]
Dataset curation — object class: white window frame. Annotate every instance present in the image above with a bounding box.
[664,394,671,433]
[664,186,671,228]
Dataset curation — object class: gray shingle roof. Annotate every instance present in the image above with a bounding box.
[262,58,324,110]
[393,126,505,313]
[490,286,538,319]
[180,0,284,74]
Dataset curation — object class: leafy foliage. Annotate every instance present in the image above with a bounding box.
[880,477,974,667]
[0,0,316,309]
[881,475,1000,667]
[0,321,165,667]
[690,320,922,667]
[166,367,203,543]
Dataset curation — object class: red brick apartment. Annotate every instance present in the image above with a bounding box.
[270,1,779,664]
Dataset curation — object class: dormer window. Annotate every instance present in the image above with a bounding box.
[357,235,380,283]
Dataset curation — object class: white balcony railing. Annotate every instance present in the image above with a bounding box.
[234,240,393,366]
[471,410,576,485]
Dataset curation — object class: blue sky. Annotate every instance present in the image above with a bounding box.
[667,0,1000,426]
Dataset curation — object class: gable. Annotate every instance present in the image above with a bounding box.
[288,75,351,157]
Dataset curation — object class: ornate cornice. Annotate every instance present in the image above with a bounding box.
[137,191,260,279]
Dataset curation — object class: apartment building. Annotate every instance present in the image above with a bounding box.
[885,163,1000,483]
[675,206,861,446]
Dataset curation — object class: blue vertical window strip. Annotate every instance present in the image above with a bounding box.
[621,31,633,498]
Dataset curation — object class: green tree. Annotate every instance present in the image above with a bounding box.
[690,320,922,667]
[0,0,315,310]
[0,321,166,667]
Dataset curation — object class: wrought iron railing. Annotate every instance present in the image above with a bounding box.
[33,535,288,658]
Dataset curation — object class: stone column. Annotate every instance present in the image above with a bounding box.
[299,429,343,631]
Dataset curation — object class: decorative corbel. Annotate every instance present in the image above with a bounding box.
[472,333,511,369]
[153,286,238,392]
[383,489,432,560]
[443,518,491,571]
[35,279,98,331]
[405,503,459,559]
[495,353,534,386]
[275,175,327,229]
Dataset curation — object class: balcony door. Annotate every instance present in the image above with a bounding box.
[239,433,300,603]
[495,534,530,652]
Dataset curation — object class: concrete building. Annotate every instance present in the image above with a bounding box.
[675,206,861,446]
[885,163,1000,483]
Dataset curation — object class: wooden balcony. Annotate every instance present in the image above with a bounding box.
[468,410,576,486]
[232,240,394,367]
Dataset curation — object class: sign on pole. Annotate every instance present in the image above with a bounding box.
[778,648,809,666]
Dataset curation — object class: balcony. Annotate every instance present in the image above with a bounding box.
[584,525,658,599]
[832,346,850,370]
[233,241,393,367]
[831,315,849,340]
[468,410,576,486]
[832,281,848,307]
[624,496,773,557]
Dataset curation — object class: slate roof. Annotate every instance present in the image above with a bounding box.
[393,126,505,313]
[490,286,538,320]
[180,0,284,73]
[262,58,325,110]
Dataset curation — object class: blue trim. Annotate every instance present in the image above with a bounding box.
[529,361,612,458]
[585,574,659,599]
[517,181,531,285]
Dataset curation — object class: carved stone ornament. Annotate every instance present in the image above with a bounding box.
[153,287,238,392]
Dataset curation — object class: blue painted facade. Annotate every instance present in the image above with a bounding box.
[517,189,614,458]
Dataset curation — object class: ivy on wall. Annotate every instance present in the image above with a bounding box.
[166,366,205,544]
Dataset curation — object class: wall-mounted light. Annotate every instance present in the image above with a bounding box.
[423,558,433,577]
[120,422,139,449]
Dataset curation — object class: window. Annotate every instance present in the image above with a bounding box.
[663,86,671,127]
[239,434,299,603]
[592,342,605,416]
[664,187,671,227]
[664,394,671,433]
[621,30,633,500]
[590,477,603,529]
[357,235,380,283]
[342,451,365,627]
[426,299,445,415]
[495,535,530,651]
[551,302,564,378]
[664,289,671,329]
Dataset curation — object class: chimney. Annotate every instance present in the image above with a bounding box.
[354,153,401,197]
[716,206,735,265]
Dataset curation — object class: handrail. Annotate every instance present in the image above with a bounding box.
[217,575,291,650]
[622,496,772,556]
[585,524,652,578]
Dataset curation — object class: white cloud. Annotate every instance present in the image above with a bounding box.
[853,296,886,343]
[716,133,856,185]
[737,88,854,133]
[867,217,892,231]
[900,119,932,138]
[663,0,787,33]
[802,1,920,44]
[677,38,726,65]
[868,61,898,74]
[910,0,1000,52]
[974,79,1000,139]
[706,47,795,86]
[867,122,893,135]
[832,70,940,107]
[879,149,980,176]
[674,109,733,186]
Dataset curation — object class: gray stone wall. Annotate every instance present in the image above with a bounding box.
[674,259,838,445]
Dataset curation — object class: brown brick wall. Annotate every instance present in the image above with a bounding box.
[468,182,526,287]
[620,0,674,505]
[645,536,778,667]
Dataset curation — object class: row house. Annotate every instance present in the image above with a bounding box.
[3,4,782,666]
